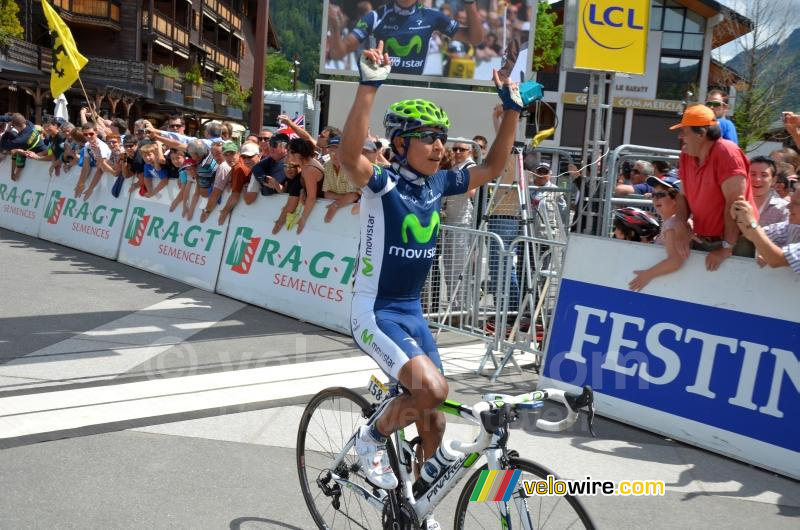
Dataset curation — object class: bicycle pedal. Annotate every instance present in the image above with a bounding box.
[421,518,441,530]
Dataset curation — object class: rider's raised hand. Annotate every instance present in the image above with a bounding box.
[359,40,391,87]
[493,69,523,113]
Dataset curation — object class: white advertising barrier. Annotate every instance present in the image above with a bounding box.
[38,166,133,260]
[0,157,52,237]
[540,235,800,479]
[118,180,231,291]
[216,196,359,334]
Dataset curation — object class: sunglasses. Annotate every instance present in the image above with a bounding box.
[259,136,271,141]
[452,147,470,153]
[285,163,300,169]
[241,154,256,160]
[652,191,670,199]
[269,140,285,147]
[402,131,448,145]
[169,123,183,129]
[705,101,723,107]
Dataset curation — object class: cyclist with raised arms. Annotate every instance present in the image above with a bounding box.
[328,0,484,76]
[340,40,524,491]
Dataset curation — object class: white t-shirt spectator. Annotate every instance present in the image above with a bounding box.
[213,160,232,191]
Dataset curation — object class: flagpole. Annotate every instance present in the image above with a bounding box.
[76,74,102,127]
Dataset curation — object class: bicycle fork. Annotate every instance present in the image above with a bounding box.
[485,448,534,530]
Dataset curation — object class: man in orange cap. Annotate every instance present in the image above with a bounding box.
[669,104,757,270]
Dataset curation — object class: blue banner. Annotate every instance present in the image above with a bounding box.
[544,279,800,452]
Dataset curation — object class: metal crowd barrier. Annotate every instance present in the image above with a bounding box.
[422,225,506,361]
[601,144,681,237]
[480,234,567,381]
[424,180,571,381]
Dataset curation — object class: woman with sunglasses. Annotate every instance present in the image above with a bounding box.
[271,156,304,235]
[272,138,324,235]
[629,178,689,292]
[337,40,523,502]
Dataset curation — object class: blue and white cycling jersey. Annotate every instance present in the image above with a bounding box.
[351,3,459,75]
[355,163,471,300]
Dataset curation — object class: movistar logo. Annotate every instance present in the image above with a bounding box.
[385,35,423,58]
[361,257,374,276]
[401,211,439,244]
[361,329,374,345]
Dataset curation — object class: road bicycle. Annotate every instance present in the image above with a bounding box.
[297,375,597,529]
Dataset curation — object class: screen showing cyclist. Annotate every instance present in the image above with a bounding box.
[326,0,521,80]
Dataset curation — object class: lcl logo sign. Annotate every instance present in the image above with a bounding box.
[582,2,646,49]
[574,0,650,75]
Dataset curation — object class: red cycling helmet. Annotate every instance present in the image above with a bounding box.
[613,207,661,240]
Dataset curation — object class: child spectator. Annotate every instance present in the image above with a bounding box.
[629,178,689,291]
[140,143,169,197]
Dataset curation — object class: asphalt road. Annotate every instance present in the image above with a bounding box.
[1,227,798,529]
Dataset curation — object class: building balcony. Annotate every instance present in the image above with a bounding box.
[142,10,190,53]
[49,0,122,31]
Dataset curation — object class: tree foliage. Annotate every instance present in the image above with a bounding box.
[265,51,294,91]
[532,0,563,71]
[0,0,24,44]
[716,1,800,150]
[269,0,323,88]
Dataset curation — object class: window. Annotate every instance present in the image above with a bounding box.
[650,1,705,53]
[656,57,700,100]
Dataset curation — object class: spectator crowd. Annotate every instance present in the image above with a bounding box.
[2,96,798,290]
[611,102,800,286]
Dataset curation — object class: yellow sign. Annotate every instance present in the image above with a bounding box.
[41,0,89,97]
[574,0,650,74]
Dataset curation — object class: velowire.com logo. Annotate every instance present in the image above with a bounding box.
[469,470,522,502]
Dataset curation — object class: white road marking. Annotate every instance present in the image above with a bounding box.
[0,343,529,441]
[0,289,245,390]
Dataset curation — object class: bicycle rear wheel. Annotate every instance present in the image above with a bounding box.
[296,387,388,530]
[453,457,596,530]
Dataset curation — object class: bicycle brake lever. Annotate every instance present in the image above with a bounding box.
[586,401,597,438]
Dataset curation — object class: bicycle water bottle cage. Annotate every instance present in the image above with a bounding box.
[480,403,513,432]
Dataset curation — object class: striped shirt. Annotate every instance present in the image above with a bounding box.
[763,221,800,274]
[758,192,789,227]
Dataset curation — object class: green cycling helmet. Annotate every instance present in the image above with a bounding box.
[383,99,450,141]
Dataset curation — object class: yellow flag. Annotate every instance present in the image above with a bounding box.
[41,0,88,97]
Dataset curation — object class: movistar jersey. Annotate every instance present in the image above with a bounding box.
[351,4,459,75]
[356,163,470,300]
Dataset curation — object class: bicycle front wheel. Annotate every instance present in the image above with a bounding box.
[296,386,387,530]
[453,457,596,530]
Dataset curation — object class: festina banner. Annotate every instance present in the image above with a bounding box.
[217,195,359,334]
[540,235,800,480]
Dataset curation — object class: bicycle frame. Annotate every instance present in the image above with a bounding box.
[324,392,536,528]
